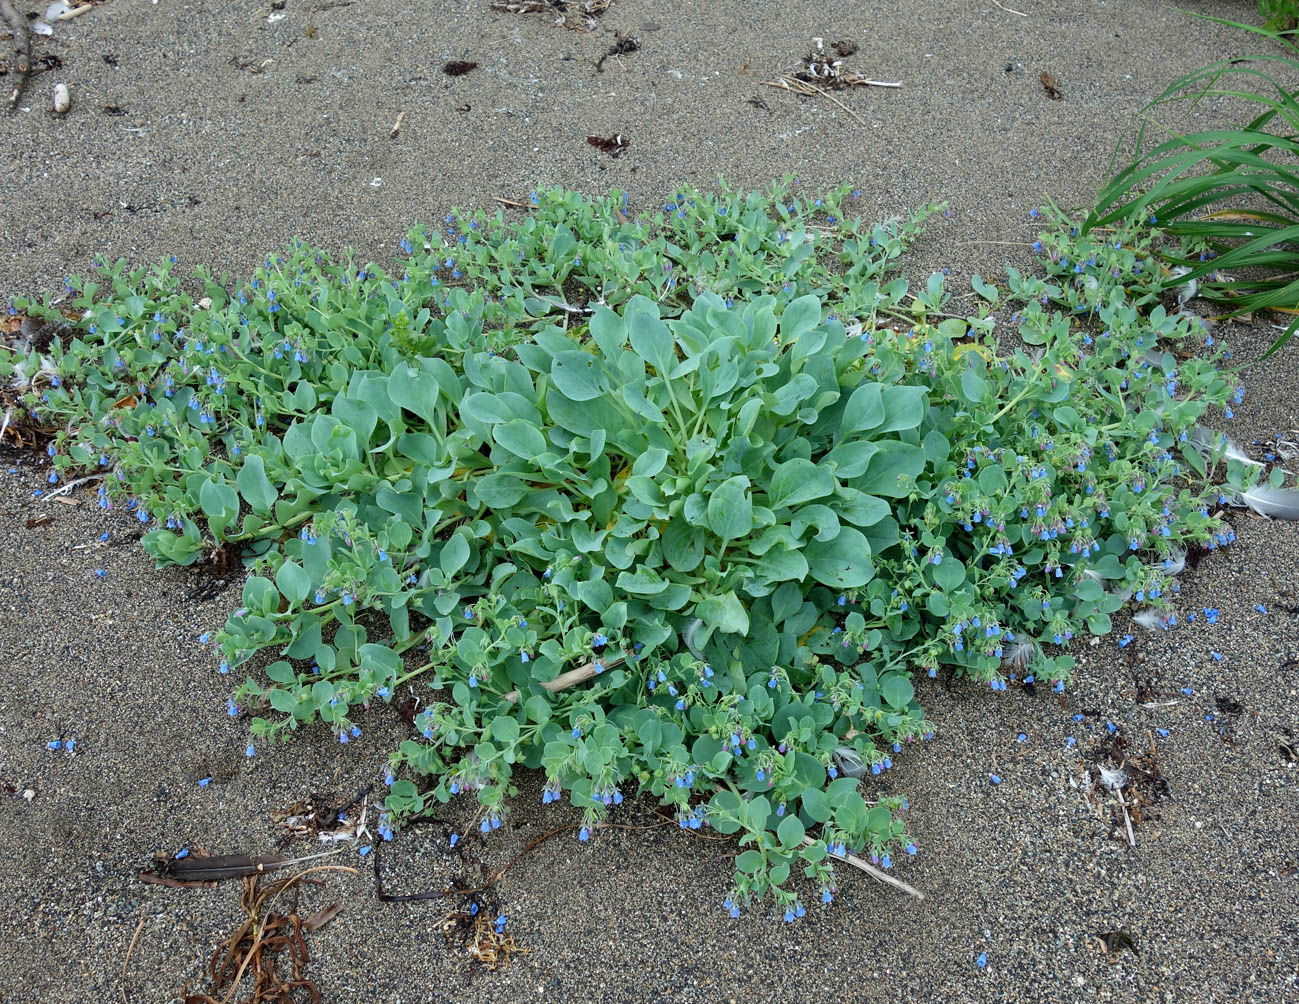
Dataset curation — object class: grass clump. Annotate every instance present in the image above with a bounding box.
[1086,12,1299,356]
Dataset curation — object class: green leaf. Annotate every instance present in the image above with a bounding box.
[696,589,750,635]
[266,661,296,684]
[661,520,704,572]
[771,582,803,626]
[777,814,806,848]
[632,447,669,478]
[388,361,444,426]
[769,373,818,416]
[736,849,765,874]
[840,382,885,436]
[834,790,868,833]
[800,786,830,822]
[779,294,821,342]
[242,576,277,615]
[1087,612,1112,634]
[960,367,989,405]
[707,475,752,543]
[524,695,551,724]
[636,717,662,754]
[551,351,607,401]
[881,674,914,709]
[971,273,1000,304]
[876,385,928,434]
[768,458,834,509]
[275,560,311,604]
[493,419,548,459]
[440,533,471,577]
[199,477,239,520]
[824,441,880,479]
[460,391,516,426]
[790,504,839,543]
[833,488,890,527]
[1074,578,1105,603]
[748,546,809,585]
[861,440,927,496]
[931,556,965,592]
[627,301,677,375]
[804,527,875,588]
[589,304,627,357]
[473,473,530,507]
[490,717,520,744]
[332,394,378,449]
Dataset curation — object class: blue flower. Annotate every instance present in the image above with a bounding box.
[450,833,460,847]
[976,952,987,968]
[988,773,1001,785]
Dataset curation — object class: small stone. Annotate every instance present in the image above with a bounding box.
[53,83,71,114]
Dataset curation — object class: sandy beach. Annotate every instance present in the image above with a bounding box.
[1,2,1297,1001]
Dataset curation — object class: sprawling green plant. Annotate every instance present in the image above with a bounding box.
[1086,13,1299,356]
[4,180,1246,919]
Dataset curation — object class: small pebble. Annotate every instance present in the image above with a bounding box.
[53,83,70,114]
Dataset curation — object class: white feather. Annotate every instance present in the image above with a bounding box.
[832,746,868,779]
[1160,550,1186,576]
[1001,640,1037,672]
[1233,483,1299,521]
[1276,439,1299,461]
[1133,609,1170,631]
[1189,425,1262,467]
[1099,766,1129,791]
[1171,265,1198,309]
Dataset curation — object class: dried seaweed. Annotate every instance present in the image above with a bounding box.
[490,0,609,31]
[586,133,628,157]
[595,32,638,72]
[443,60,477,76]
[182,865,352,1004]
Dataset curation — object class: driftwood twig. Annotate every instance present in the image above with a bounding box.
[502,652,629,704]
[804,836,925,899]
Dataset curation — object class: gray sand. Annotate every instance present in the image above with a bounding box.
[2,2,1297,1001]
